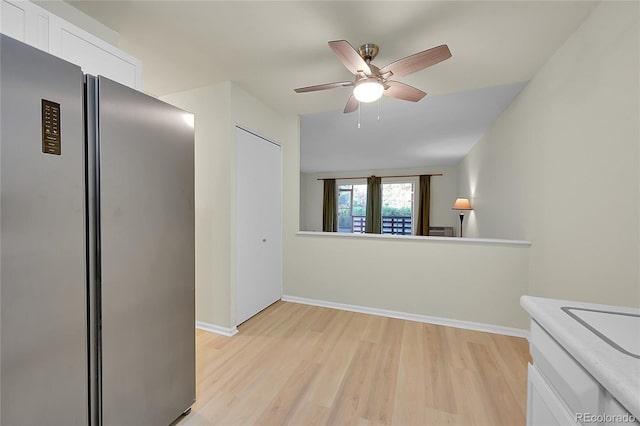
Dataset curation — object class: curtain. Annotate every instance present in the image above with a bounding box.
[365,176,382,234]
[416,175,431,236]
[322,179,337,232]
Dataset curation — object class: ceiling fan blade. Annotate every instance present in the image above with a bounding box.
[379,45,451,78]
[344,94,359,113]
[329,40,372,75]
[294,81,354,93]
[384,81,427,102]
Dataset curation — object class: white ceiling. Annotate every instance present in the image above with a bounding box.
[300,82,525,172]
[66,0,597,171]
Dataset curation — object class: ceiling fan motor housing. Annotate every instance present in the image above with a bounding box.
[358,43,379,62]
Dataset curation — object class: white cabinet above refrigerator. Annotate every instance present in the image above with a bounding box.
[0,0,142,90]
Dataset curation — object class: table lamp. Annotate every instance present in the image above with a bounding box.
[452,198,472,237]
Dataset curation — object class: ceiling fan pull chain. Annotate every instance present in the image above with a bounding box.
[377,98,380,121]
[358,103,361,129]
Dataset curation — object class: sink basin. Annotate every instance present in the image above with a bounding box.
[562,307,640,359]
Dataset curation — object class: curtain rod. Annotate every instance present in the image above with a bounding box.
[317,173,443,181]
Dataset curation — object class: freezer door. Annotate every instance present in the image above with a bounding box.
[95,76,195,426]
[0,35,88,425]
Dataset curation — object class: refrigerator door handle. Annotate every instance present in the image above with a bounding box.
[85,74,102,426]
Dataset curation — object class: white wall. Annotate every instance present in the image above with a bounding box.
[457,1,640,306]
[300,165,459,232]
[162,82,298,330]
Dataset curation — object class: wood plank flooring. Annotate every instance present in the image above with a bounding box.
[175,301,531,426]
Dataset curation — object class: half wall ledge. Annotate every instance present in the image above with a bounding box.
[296,231,532,246]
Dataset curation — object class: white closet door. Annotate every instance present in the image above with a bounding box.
[236,127,282,325]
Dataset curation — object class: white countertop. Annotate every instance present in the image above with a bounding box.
[521,295,640,418]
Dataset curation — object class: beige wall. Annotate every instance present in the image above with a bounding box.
[161,83,232,328]
[300,165,459,233]
[457,1,640,306]
[162,83,298,329]
[286,235,531,329]
[291,163,531,331]
[127,0,639,333]
[286,1,640,330]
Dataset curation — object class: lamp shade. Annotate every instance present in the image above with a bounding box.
[353,78,384,103]
[452,198,472,210]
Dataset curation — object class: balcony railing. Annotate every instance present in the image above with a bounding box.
[341,216,412,235]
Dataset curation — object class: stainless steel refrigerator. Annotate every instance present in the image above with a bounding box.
[0,34,195,426]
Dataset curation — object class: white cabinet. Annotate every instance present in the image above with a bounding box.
[522,296,640,426]
[0,0,142,89]
[527,320,640,426]
[49,18,142,89]
[0,0,48,50]
[527,363,578,425]
[602,393,639,426]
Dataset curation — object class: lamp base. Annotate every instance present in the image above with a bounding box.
[459,212,464,238]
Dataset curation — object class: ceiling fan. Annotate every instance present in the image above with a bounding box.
[294,40,452,113]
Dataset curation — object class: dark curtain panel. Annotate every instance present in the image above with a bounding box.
[322,179,337,232]
[416,175,431,236]
[365,176,382,234]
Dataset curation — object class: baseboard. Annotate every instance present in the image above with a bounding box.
[282,295,529,339]
[195,321,238,337]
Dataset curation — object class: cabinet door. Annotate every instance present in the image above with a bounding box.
[49,16,142,89]
[527,363,579,426]
[0,0,49,50]
[602,393,640,426]
[236,127,282,325]
[1,0,142,90]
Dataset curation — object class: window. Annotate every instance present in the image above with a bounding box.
[337,179,416,235]
[382,181,415,235]
[338,183,366,233]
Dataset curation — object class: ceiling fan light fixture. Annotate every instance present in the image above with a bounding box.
[294,40,452,113]
[353,78,384,103]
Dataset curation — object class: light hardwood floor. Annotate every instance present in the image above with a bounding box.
[176,301,531,426]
